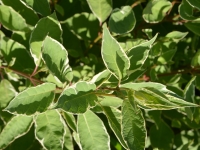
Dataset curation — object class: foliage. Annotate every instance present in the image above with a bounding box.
[0,0,200,149]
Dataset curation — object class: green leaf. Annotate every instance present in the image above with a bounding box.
[35,110,65,150]
[149,111,174,150]
[191,49,200,67]
[56,81,97,114]
[0,79,17,109]
[120,81,168,92]
[0,36,35,72]
[1,0,39,26]
[184,76,196,103]
[72,132,82,150]
[184,18,200,36]
[101,25,130,82]
[21,0,51,16]
[42,36,72,82]
[11,31,31,49]
[166,31,188,43]
[30,12,62,66]
[0,5,28,31]
[183,77,196,120]
[109,6,136,34]
[63,125,74,150]
[122,92,146,150]
[78,110,110,150]
[4,83,56,115]
[179,0,197,20]
[90,69,111,88]
[63,112,77,132]
[186,0,200,10]
[100,96,123,108]
[0,115,33,149]
[63,12,99,40]
[127,34,158,71]
[134,87,197,110]
[157,49,177,65]
[86,0,112,23]
[102,106,128,149]
[143,0,172,23]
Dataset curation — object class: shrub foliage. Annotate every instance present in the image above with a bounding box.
[0,0,200,149]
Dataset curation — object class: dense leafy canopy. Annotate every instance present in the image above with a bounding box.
[0,0,200,150]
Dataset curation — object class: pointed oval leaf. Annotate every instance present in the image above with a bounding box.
[42,36,72,82]
[127,34,158,71]
[0,115,33,149]
[1,0,39,26]
[30,12,62,66]
[179,0,197,20]
[122,94,146,150]
[134,87,197,110]
[90,69,111,88]
[143,0,172,23]
[63,12,99,40]
[64,125,74,150]
[101,25,130,81]
[0,79,17,109]
[0,5,28,31]
[191,50,200,67]
[0,36,35,72]
[184,76,196,103]
[102,106,128,149]
[184,18,200,36]
[87,0,112,23]
[63,112,77,132]
[56,81,97,114]
[35,110,65,150]
[186,0,200,10]
[78,110,110,150]
[4,83,56,115]
[109,6,136,34]
[120,81,167,92]
[21,0,51,16]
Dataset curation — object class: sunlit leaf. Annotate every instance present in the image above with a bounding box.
[127,34,158,71]
[35,110,65,150]
[0,5,28,31]
[0,115,33,149]
[1,0,39,26]
[101,25,130,82]
[0,79,17,109]
[63,12,99,40]
[78,110,110,150]
[63,125,74,150]
[4,83,56,115]
[30,12,62,66]
[143,0,172,23]
[109,6,136,34]
[42,36,72,82]
[56,81,97,114]
[90,69,111,87]
[0,36,35,72]
[102,106,128,149]
[87,0,112,23]
[63,112,77,132]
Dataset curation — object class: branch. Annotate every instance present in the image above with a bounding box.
[0,66,43,85]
